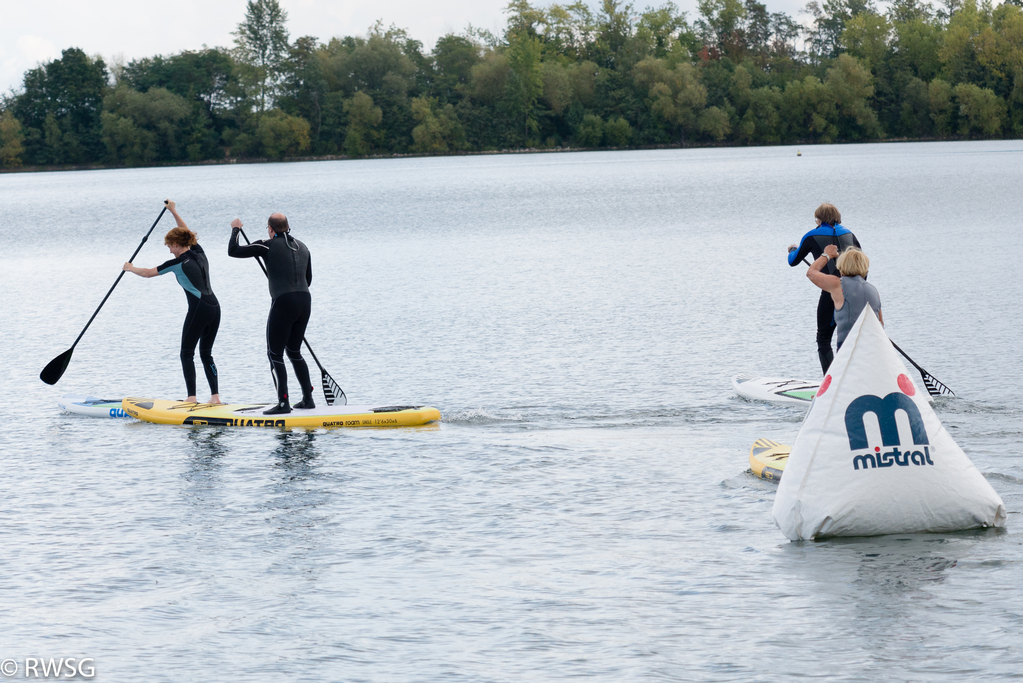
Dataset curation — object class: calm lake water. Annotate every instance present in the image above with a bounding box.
[1,142,1022,681]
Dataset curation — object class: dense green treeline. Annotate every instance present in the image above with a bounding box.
[1,0,1021,169]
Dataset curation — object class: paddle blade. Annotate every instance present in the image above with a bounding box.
[920,370,955,398]
[321,370,346,406]
[40,348,74,385]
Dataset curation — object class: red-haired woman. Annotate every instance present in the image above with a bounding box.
[123,200,222,404]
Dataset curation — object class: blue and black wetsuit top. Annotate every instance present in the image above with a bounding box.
[787,223,861,276]
[156,244,219,306]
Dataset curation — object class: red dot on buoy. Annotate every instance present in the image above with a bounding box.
[897,374,916,396]
[818,375,832,396]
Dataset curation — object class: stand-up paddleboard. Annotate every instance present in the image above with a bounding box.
[749,438,790,481]
[733,375,819,404]
[122,398,441,428]
[733,373,932,405]
[59,394,131,418]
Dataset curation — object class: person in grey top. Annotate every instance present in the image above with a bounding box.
[806,244,882,350]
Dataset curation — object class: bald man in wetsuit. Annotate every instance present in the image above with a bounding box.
[228,213,315,415]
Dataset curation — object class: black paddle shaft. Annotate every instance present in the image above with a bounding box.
[69,206,169,350]
[40,206,168,385]
[237,228,346,405]
[799,254,953,397]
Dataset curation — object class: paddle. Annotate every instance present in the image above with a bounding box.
[889,340,955,397]
[799,256,955,397]
[40,205,169,385]
[237,228,347,406]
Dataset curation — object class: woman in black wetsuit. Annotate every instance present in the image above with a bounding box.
[123,200,222,404]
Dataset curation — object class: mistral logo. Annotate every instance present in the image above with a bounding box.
[844,390,933,471]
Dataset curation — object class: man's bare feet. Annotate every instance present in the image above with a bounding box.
[185,396,198,403]
[208,394,223,405]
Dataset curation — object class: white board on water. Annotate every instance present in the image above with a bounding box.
[771,308,1005,540]
[58,394,130,419]
[733,375,820,404]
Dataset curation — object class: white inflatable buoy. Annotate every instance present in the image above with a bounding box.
[772,307,1006,540]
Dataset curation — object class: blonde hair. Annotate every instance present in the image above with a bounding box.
[837,246,869,277]
[815,203,842,226]
[164,227,198,248]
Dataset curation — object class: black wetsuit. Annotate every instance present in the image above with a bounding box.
[156,244,220,397]
[228,228,314,406]
[787,223,861,374]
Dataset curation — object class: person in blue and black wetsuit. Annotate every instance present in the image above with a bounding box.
[787,203,861,374]
[123,200,222,404]
[228,213,314,416]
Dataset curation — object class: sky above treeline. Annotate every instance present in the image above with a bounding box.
[2,0,816,95]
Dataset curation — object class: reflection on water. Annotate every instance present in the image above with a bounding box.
[784,534,972,596]
[270,430,320,475]
[188,427,231,463]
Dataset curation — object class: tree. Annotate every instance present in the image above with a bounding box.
[698,105,731,139]
[889,11,942,81]
[0,111,25,167]
[634,57,707,143]
[504,0,547,40]
[928,78,955,136]
[840,11,891,70]
[953,82,1006,136]
[541,61,574,115]
[937,0,987,86]
[634,3,695,59]
[122,48,238,118]
[255,109,311,157]
[433,35,483,104]
[827,54,881,138]
[469,51,512,106]
[233,0,290,111]
[320,25,422,152]
[11,48,108,165]
[603,115,632,144]
[697,0,748,61]
[576,113,604,145]
[506,30,544,144]
[278,36,328,141]
[898,77,932,137]
[739,86,783,142]
[781,75,838,141]
[974,3,1023,95]
[410,97,466,152]
[803,0,875,64]
[593,0,635,69]
[344,91,382,157]
[544,2,600,60]
[101,86,193,164]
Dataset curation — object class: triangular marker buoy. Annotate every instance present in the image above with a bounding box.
[772,307,1005,540]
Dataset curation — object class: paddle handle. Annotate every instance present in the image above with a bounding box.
[69,206,168,351]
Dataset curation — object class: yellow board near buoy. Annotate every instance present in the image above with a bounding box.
[122,397,441,429]
[749,438,789,481]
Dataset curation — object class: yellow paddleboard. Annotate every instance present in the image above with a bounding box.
[749,438,789,481]
[122,398,441,429]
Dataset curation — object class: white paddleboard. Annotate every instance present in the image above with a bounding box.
[59,394,131,418]
[732,375,820,405]
[733,373,932,405]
